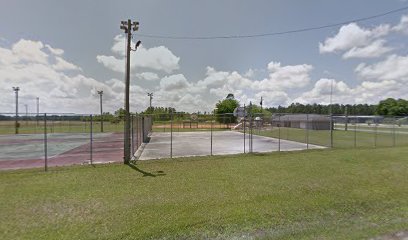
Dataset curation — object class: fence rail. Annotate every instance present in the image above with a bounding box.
[0,112,407,170]
[0,113,152,170]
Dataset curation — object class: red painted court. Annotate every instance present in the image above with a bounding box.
[0,132,125,170]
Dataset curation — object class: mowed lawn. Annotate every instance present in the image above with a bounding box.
[256,127,408,148]
[1,147,408,239]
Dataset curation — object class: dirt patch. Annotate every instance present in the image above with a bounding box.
[371,230,408,240]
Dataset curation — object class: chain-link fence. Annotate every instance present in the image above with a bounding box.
[134,112,408,160]
[0,113,152,170]
[1,112,407,169]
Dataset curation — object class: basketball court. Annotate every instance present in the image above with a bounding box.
[0,132,124,170]
[138,130,325,160]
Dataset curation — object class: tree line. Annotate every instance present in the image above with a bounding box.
[265,98,408,116]
[266,103,377,115]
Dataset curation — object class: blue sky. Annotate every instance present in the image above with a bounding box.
[1,0,408,113]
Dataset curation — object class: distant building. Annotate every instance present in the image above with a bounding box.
[272,114,331,130]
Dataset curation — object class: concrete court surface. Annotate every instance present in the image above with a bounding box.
[0,132,124,170]
[138,131,325,160]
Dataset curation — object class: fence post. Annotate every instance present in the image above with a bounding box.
[170,112,173,159]
[278,115,281,152]
[374,121,377,148]
[393,117,396,147]
[354,116,357,148]
[330,114,333,148]
[306,114,309,149]
[249,112,252,153]
[44,113,48,171]
[90,114,93,164]
[135,115,138,150]
[131,115,134,156]
[211,113,213,156]
[163,115,166,132]
[243,105,246,153]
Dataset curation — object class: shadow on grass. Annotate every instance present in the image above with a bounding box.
[126,163,166,177]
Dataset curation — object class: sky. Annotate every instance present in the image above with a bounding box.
[1,0,408,114]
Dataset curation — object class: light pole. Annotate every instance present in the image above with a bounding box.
[13,87,20,134]
[147,92,153,108]
[120,19,141,164]
[97,90,104,132]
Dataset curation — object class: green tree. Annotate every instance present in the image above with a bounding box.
[377,98,408,116]
[215,98,239,123]
[114,108,126,122]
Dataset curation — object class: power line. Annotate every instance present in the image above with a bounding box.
[135,5,408,40]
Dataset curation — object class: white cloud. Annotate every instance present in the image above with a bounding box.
[254,91,290,106]
[244,68,255,78]
[294,78,352,105]
[295,53,408,105]
[53,56,82,71]
[355,54,408,81]
[254,62,313,90]
[160,74,189,91]
[393,14,408,34]
[136,72,159,81]
[0,39,125,114]
[319,23,391,58]
[191,62,312,107]
[342,39,392,59]
[96,55,124,72]
[45,44,64,55]
[12,39,49,64]
[97,35,180,74]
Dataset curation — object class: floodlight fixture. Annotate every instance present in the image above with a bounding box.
[135,40,141,49]
[132,21,139,31]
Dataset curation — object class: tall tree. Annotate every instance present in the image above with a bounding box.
[215,98,239,123]
[376,98,408,116]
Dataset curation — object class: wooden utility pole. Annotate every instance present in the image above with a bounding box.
[120,19,140,164]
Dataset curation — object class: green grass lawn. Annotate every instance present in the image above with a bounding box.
[335,124,408,133]
[0,121,124,135]
[1,147,407,239]
[254,127,408,148]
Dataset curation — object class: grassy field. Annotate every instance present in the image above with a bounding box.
[0,120,230,134]
[1,147,407,239]
[254,127,408,148]
[335,123,408,133]
[0,121,124,134]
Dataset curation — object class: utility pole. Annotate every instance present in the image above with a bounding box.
[120,19,140,164]
[13,87,20,134]
[147,92,153,108]
[97,90,104,132]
